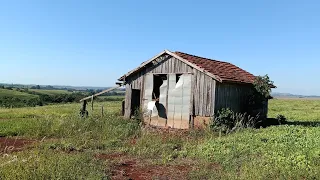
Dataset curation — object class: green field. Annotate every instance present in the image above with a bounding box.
[0,89,38,99]
[0,89,40,108]
[269,98,320,121]
[0,99,319,179]
[0,88,89,108]
[29,89,72,95]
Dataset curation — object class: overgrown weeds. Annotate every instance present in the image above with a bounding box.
[276,114,287,124]
[1,100,320,179]
[211,108,260,134]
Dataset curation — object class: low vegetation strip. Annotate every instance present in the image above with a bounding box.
[0,99,319,179]
[0,89,40,108]
[0,88,124,108]
[28,89,72,95]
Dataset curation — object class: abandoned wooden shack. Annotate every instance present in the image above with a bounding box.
[119,50,268,129]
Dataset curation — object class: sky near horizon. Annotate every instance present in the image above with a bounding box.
[0,0,320,95]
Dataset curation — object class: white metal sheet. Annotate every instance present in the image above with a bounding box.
[167,74,176,128]
[143,74,154,124]
[157,79,168,127]
[181,74,192,129]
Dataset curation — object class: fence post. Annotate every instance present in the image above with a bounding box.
[91,95,94,112]
[101,106,104,117]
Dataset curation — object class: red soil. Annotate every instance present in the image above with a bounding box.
[112,161,190,180]
[96,153,191,180]
[0,137,35,153]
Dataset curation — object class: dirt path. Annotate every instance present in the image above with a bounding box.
[0,137,35,153]
[96,153,192,180]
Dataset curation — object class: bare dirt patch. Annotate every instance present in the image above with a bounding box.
[0,137,35,153]
[112,160,190,180]
[96,153,192,180]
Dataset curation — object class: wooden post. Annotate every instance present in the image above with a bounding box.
[80,100,88,118]
[101,106,104,117]
[122,100,125,116]
[82,100,87,112]
[91,95,94,112]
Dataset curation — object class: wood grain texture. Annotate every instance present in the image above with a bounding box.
[123,53,265,122]
[124,84,132,118]
[215,83,252,113]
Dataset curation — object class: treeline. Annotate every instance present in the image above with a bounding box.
[21,89,88,105]
[0,89,88,108]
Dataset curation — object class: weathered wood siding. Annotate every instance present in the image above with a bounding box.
[126,54,193,90]
[192,69,216,117]
[124,53,215,118]
[214,83,252,113]
[124,83,132,118]
[251,99,268,120]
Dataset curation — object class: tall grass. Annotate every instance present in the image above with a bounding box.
[0,150,106,179]
[269,99,320,121]
[0,99,320,179]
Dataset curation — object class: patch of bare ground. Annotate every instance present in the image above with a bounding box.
[0,137,35,153]
[96,153,194,180]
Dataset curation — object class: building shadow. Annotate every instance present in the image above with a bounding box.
[156,102,167,119]
[259,118,320,128]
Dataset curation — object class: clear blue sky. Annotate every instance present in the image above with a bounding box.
[0,0,319,95]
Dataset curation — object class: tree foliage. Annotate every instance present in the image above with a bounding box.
[247,75,274,108]
[253,75,274,99]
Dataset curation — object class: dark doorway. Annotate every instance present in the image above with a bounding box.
[152,74,168,120]
[131,89,141,116]
[152,74,167,100]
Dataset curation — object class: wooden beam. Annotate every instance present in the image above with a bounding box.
[80,83,123,102]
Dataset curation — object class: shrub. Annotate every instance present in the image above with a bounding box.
[253,75,274,99]
[133,108,143,125]
[276,114,287,124]
[246,75,274,119]
[211,108,260,134]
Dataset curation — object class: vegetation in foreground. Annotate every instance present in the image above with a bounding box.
[0,99,319,179]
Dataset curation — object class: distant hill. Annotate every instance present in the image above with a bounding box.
[272,92,320,99]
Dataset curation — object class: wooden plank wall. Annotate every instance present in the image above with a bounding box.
[192,69,216,117]
[126,55,193,90]
[214,83,252,113]
[124,53,216,118]
[147,56,193,74]
[257,100,268,119]
[124,83,132,118]
[124,54,268,119]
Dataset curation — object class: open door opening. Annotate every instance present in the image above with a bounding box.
[152,75,167,100]
[152,74,168,122]
[131,89,141,116]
